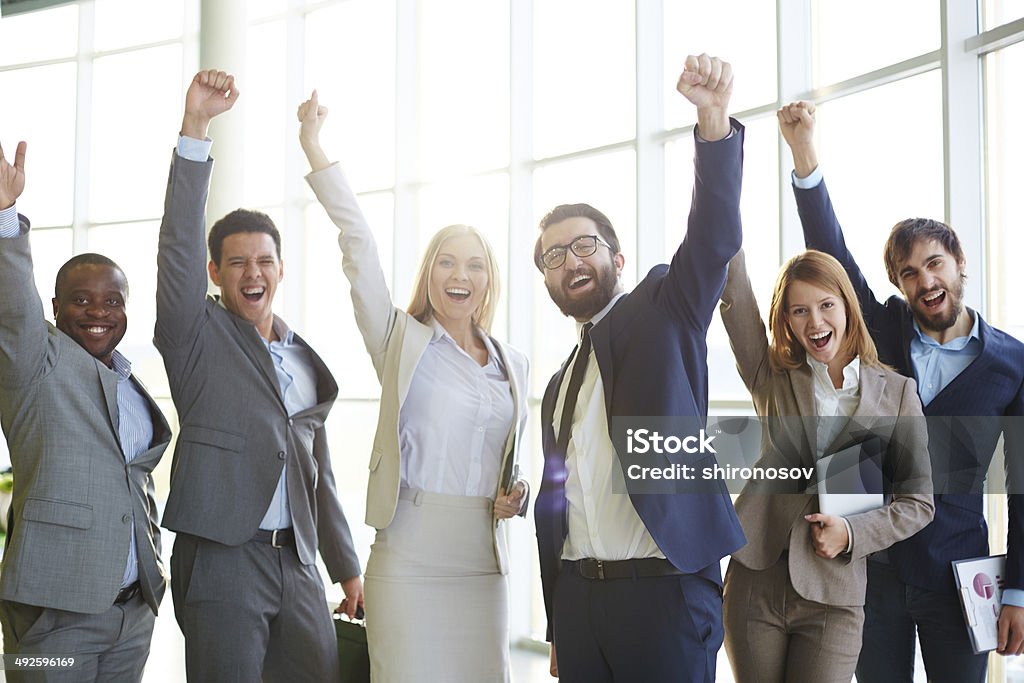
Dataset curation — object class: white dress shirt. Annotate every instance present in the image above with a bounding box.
[556,293,665,561]
[398,318,514,498]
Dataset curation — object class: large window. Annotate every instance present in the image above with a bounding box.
[3,1,1024,681]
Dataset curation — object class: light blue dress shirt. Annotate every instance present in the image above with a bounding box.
[909,315,981,407]
[109,352,155,587]
[257,318,318,530]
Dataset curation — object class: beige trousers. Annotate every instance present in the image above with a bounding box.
[723,557,864,683]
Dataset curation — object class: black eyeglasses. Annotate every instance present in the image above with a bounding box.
[538,235,612,270]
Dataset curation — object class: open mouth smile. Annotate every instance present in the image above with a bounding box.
[921,289,946,309]
[242,285,266,302]
[809,330,832,350]
[567,273,593,291]
[445,287,471,302]
[80,324,114,338]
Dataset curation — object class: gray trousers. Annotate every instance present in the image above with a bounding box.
[170,533,339,683]
[0,591,155,683]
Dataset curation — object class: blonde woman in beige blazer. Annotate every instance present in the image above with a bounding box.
[297,93,529,682]
[719,249,934,683]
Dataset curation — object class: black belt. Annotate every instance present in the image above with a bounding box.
[562,558,683,580]
[251,528,295,548]
[114,582,140,604]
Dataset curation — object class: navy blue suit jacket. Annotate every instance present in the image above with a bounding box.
[535,123,748,640]
[796,178,1024,593]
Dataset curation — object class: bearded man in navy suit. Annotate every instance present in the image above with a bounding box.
[533,53,746,683]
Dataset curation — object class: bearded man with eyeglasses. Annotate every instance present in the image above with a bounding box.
[532,53,747,683]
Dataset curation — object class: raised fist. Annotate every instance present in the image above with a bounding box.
[181,70,239,139]
[777,100,816,149]
[676,54,733,112]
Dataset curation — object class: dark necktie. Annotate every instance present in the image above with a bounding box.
[556,323,593,456]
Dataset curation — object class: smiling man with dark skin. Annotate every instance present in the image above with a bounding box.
[52,257,130,365]
[0,140,171,682]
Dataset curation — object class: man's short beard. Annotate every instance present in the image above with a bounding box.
[546,260,619,320]
[912,274,966,333]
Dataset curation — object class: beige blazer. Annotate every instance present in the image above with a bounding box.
[720,250,934,606]
[305,164,529,547]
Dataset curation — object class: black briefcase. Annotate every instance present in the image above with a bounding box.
[334,611,370,683]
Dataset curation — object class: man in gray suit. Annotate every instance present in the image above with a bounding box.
[156,70,362,682]
[0,139,171,682]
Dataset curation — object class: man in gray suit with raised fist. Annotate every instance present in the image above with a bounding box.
[0,139,170,682]
[156,70,362,682]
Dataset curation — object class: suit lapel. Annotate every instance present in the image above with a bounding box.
[396,320,433,407]
[543,350,574,455]
[789,364,818,460]
[491,339,522,492]
[129,374,171,466]
[95,362,122,453]
[228,314,286,407]
[292,331,339,407]
[825,365,886,455]
[591,304,620,423]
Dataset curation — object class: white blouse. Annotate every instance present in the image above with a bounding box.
[807,356,861,458]
[398,318,515,498]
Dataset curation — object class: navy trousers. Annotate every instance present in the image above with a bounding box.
[856,559,987,683]
[552,566,723,683]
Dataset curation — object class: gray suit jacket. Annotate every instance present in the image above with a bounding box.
[155,153,360,583]
[720,250,934,606]
[305,164,530,574]
[0,217,170,614]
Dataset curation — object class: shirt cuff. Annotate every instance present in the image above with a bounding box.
[1003,588,1024,608]
[176,135,213,162]
[0,204,22,238]
[695,124,739,144]
[841,517,854,554]
[792,165,823,190]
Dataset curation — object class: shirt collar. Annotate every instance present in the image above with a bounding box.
[806,355,860,392]
[268,316,294,345]
[576,291,628,335]
[109,350,132,382]
[215,298,293,345]
[912,308,980,351]
[427,316,500,363]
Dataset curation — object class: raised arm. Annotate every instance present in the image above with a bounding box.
[298,91,397,372]
[718,250,771,400]
[0,139,49,386]
[155,70,239,350]
[779,101,885,323]
[661,54,744,329]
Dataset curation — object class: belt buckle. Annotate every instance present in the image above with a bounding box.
[272,529,283,548]
[580,559,605,580]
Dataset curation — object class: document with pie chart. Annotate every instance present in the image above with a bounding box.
[953,555,1006,653]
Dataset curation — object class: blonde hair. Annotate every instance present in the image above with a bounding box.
[767,250,881,372]
[406,225,501,333]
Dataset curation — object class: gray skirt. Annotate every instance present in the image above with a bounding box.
[364,488,510,683]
